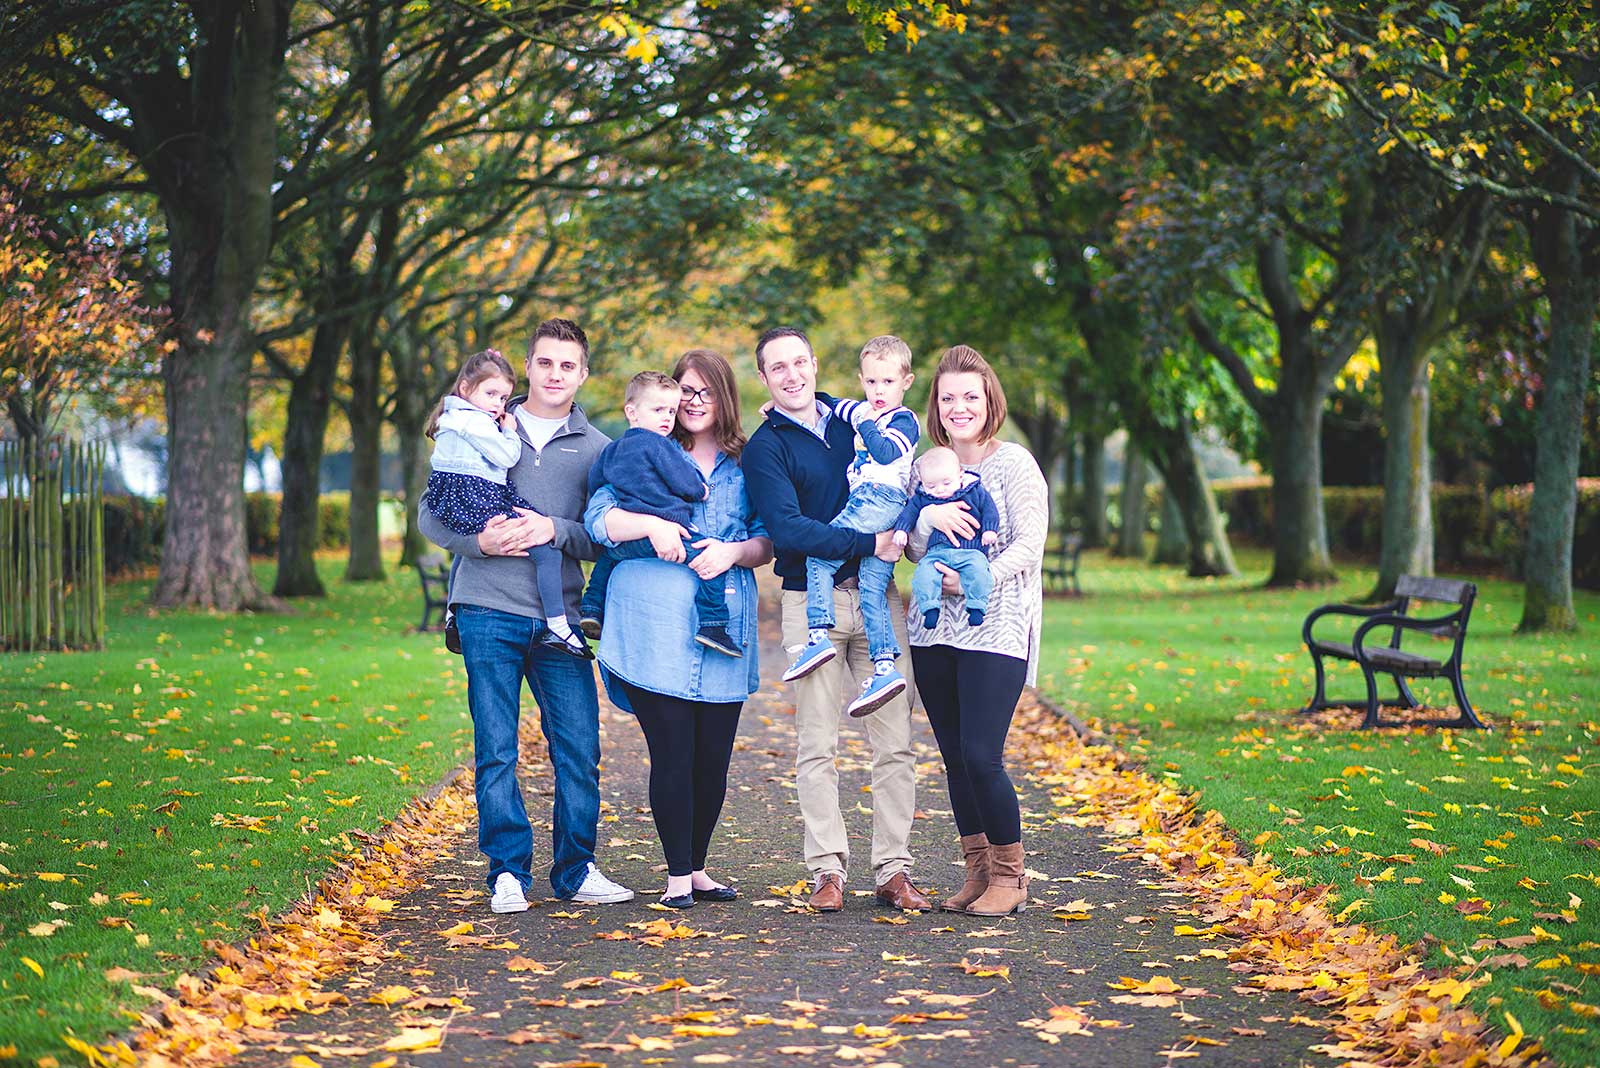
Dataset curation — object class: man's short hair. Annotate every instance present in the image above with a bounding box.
[858,335,913,376]
[755,326,812,373]
[529,317,589,365]
[624,370,679,407]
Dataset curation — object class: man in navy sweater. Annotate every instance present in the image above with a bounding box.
[742,327,931,913]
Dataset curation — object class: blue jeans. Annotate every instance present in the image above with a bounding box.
[455,604,601,897]
[806,482,906,663]
[912,546,994,617]
[581,534,728,629]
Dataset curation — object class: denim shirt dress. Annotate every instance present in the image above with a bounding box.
[583,450,765,710]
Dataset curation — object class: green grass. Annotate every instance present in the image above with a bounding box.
[0,557,472,1062]
[1040,546,1600,1067]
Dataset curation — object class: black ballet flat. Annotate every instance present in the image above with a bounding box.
[658,892,697,909]
[691,885,738,902]
[536,630,594,660]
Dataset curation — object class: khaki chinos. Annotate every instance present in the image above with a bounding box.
[780,580,917,887]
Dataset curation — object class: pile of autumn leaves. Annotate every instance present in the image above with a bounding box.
[77,697,1545,1068]
[93,782,478,1068]
[1014,693,1541,1067]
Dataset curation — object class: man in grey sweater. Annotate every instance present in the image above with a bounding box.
[418,318,635,914]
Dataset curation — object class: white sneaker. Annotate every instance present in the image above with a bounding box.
[489,872,529,913]
[567,862,635,903]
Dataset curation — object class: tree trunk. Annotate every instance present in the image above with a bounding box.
[273,317,347,597]
[1079,431,1108,548]
[153,314,269,609]
[396,425,430,568]
[1114,443,1150,558]
[1151,484,1188,565]
[1158,423,1238,578]
[1265,388,1338,587]
[1059,435,1077,532]
[344,333,386,582]
[1520,199,1598,632]
[146,2,286,611]
[1369,320,1434,601]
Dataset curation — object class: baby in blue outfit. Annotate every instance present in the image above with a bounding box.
[893,446,1000,629]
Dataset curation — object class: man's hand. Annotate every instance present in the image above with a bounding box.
[478,510,550,556]
[688,538,739,579]
[648,517,691,563]
[922,501,979,543]
[874,529,903,563]
[934,562,963,596]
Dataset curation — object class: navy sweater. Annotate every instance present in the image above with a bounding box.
[892,473,1001,553]
[742,402,877,591]
[588,427,706,527]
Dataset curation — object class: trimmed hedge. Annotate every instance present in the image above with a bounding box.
[101,491,356,575]
[1200,477,1600,589]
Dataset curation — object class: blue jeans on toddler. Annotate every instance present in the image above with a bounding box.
[806,482,906,663]
[581,535,728,629]
[911,545,994,622]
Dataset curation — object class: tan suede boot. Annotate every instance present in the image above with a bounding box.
[966,841,1028,916]
[941,833,991,913]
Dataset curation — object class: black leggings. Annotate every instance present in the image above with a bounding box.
[621,682,743,876]
[910,645,1026,845]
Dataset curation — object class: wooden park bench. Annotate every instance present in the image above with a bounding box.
[1042,532,1084,596]
[1299,575,1487,731]
[415,552,451,632]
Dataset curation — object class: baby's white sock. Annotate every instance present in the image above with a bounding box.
[547,616,575,640]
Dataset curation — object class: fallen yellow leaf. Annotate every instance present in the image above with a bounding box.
[381,1026,443,1052]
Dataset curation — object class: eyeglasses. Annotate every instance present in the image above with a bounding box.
[680,386,713,405]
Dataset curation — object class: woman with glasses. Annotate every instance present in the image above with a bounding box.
[583,350,773,908]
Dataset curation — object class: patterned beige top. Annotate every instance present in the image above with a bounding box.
[905,440,1049,684]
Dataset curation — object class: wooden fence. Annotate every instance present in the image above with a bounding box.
[0,438,106,651]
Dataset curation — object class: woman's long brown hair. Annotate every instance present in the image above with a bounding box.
[670,348,746,458]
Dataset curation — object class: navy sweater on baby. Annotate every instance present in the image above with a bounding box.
[892,473,1001,553]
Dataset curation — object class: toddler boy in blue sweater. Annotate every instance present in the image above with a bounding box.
[893,446,1001,629]
[579,371,740,657]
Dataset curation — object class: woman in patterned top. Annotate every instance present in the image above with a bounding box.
[902,345,1048,916]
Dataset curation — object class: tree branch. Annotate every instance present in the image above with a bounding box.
[1185,305,1271,415]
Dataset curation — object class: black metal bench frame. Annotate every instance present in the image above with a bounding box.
[1299,574,1487,731]
[415,552,450,632]
[1043,532,1084,596]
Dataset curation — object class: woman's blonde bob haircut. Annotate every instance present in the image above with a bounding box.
[925,344,1008,448]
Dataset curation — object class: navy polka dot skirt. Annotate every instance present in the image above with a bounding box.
[423,471,537,536]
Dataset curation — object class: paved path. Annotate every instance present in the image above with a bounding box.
[230,603,1323,1067]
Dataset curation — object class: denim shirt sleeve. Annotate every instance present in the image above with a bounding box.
[584,484,621,548]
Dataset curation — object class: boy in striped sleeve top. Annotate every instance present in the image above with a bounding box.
[782,335,920,719]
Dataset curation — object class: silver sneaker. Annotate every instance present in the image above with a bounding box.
[567,862,635,903]
[489,872,529,913]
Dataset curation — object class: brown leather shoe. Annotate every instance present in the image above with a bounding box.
[875,872,933,911]
[809,873,844,912]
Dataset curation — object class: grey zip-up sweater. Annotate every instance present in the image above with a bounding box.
[418,398,610,621]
